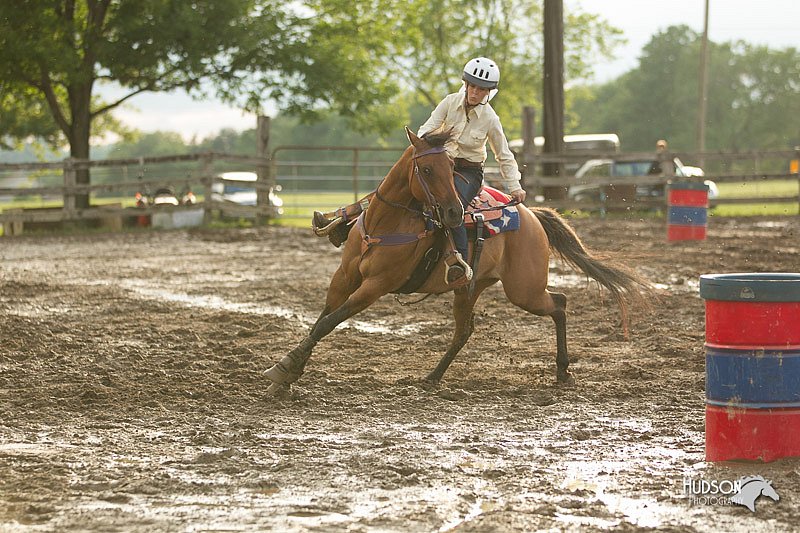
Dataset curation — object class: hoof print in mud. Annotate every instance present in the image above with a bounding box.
[418,379,441,392]
[436,388,468,401]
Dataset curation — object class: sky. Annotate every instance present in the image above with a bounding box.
[99,0,800,141]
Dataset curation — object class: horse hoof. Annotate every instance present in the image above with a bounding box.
[266,381,292,398]
[265,362,301,385]
[557,370,576,387]
[421,375,441,391]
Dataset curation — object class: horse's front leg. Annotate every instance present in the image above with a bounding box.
[424,280,493,384]
[271,265,359,386]
[312,264,362,329]
[265,277,384,392]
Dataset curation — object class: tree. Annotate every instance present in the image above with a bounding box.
[0,0,397,207]
[0,84,64,150]
[106,131,189,159]
[721,42,800,150]
[571,25,800,152]
[385,0,623,139]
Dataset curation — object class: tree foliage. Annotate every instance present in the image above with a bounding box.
[104,131,189,159]
[0,0,399,206]
[375,0,623,138]
[571,25,800,151]
[0,0,623,177]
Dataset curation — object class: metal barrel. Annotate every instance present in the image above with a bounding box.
[700,273,800,462]
[667,182,709,241]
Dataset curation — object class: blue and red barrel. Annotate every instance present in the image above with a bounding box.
[701,273,800,462]
[667,182,709,241]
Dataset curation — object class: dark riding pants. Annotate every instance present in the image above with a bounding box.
[452,165,484,262]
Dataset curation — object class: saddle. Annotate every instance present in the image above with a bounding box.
[464,186,521,238]
[395,186,519,293]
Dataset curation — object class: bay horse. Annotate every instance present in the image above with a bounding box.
[266,128,648,393]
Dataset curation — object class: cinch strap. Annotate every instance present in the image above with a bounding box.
[356,213,436,256]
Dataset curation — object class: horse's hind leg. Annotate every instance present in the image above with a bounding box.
[506,286,573,385]
[425,280,494,384]
[549,292,571,384]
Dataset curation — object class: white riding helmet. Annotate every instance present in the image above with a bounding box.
[462,57,500,89]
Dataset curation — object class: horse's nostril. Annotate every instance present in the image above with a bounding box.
[446,206,464,227]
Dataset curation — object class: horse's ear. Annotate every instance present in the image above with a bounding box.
[405,126,423,148]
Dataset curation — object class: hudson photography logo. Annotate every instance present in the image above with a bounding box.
[683,475,780,512]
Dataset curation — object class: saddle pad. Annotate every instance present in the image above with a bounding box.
[465,186,520,236]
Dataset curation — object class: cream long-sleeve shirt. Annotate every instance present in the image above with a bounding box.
[418,91,522,193]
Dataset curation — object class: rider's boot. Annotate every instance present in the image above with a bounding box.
[313,193,374,247]
[313,211,349,247]
[445,224,472,286]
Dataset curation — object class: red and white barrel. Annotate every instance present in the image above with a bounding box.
[667,182,709,241]
[700,273,800,462]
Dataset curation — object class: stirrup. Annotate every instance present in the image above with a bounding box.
[312,211,343,236]
[445,252,473,286]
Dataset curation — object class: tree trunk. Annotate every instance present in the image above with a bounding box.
[69,84,93,209]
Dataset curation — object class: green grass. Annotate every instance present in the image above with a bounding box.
[277,191,365,227]
[0,196,141,210]
[2,180,798,237]
[716,179,798,198]
[713,179,799,216]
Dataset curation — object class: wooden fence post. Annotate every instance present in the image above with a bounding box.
[795,146,800,216]
[63,158,76,218]
[521,106,536,192]
[352,148,360,203]
[202,154,214,225]
[256,115,272,224]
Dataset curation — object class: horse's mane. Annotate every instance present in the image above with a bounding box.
[739,476,768,485]
[421,130,452,148]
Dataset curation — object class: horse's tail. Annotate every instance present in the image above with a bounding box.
[532,207,651,332]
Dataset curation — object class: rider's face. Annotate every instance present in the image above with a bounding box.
[465,82,491,106]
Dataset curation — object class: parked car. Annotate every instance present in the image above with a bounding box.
[211,172,283,215]
[567,158,719,203]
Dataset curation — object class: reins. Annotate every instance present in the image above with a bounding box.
[373,188,430,221]
[466,198,521,214]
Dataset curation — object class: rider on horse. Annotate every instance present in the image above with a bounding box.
[313,57,526,284]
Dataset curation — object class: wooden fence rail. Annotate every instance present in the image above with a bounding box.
[1,148,799,235]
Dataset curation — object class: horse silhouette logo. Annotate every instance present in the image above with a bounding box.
[730,476,779,512]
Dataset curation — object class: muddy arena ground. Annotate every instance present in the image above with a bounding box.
[1,214,799,532]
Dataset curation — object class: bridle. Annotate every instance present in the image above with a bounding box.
[374,145,455,229]
[358,144,457,254]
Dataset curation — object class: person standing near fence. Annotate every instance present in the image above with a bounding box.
[650,139,675,176]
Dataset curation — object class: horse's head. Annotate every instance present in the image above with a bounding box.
[761,481,780,502]
[405,127,463,229]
